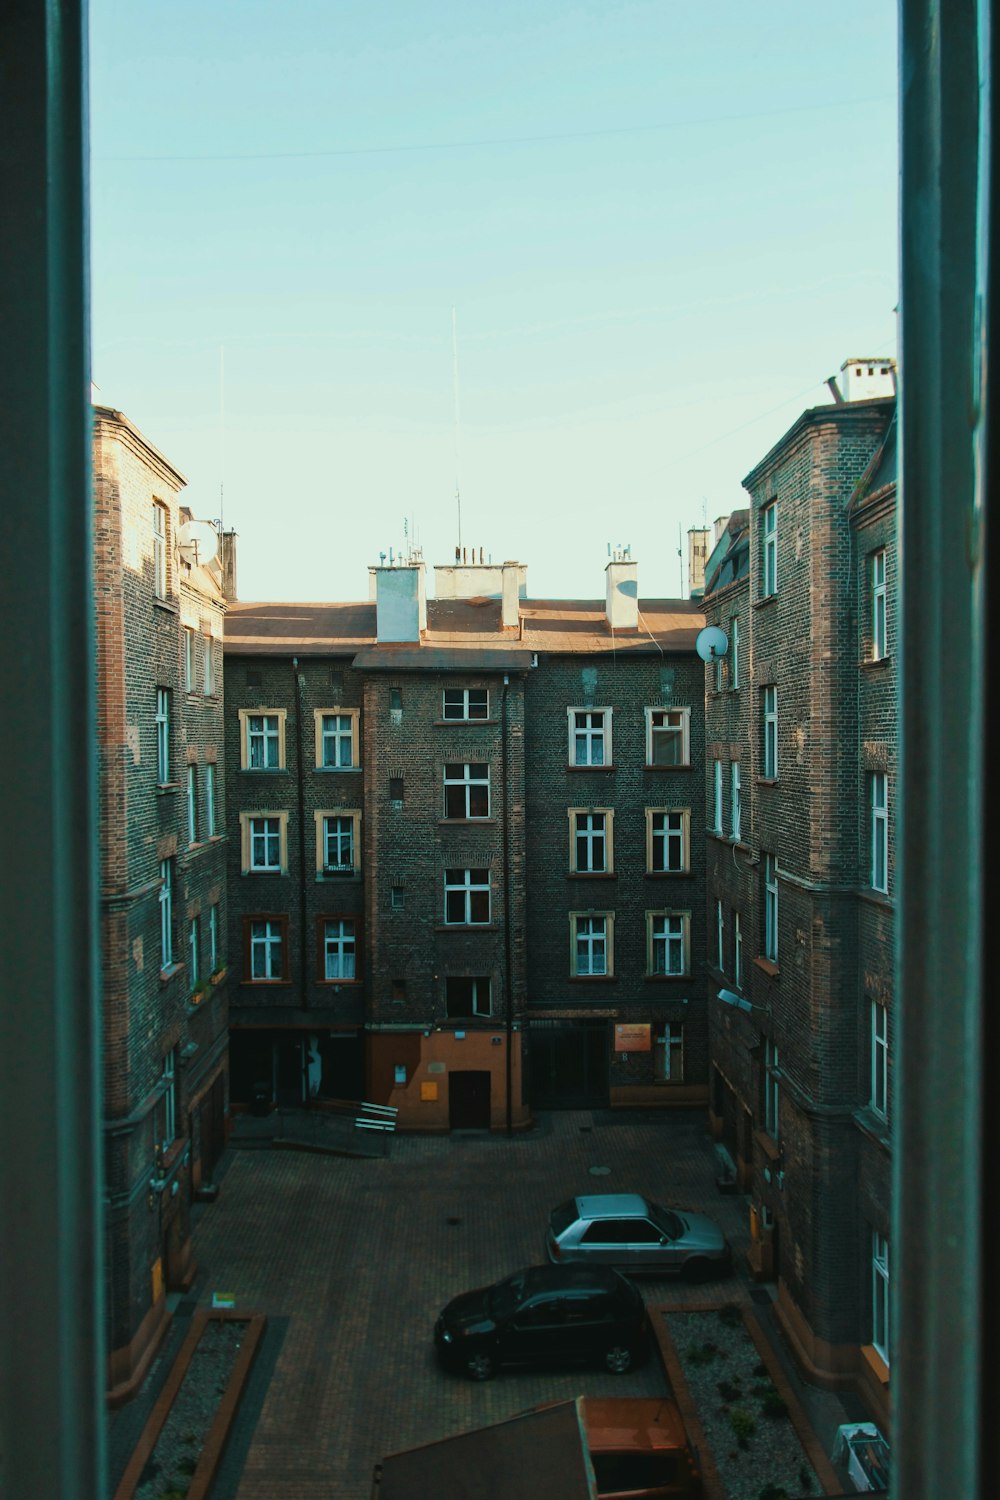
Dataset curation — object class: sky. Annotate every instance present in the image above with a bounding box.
[89,1,898,604]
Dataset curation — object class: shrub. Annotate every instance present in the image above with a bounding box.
[759,1389,789,1420]
[716,1378,742,1402]
[686,1340,720,1366]
[729,1407,756,1447]
[798,1463,814,1492]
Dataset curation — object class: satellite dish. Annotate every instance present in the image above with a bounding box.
[177,519,219,568]
[695,625,729,662]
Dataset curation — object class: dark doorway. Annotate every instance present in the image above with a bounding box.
[317,1031,364,1101]
[449,1070,491,1129]
[275,1035,304,1106]
[529,1020,609,1108]
[197,1073,225,1183]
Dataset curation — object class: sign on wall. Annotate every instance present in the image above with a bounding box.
[614,1023,651,1053]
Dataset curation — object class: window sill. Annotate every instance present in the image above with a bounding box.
[316,765,362,773]
[159,962,184,984]
[755,1129,781,1162]
[853,1106,891,1151]
[435,924,499,933]
[857,886,893,910]
[317,979,363,988]
[644,762,693,772]
[238,766,289,775]
[317,871,361,882]
[642,973,690,983]
[756,777,778,787]
[568,974,616,983]
[753,594,777,610]
[644,870,691,879]
[859,656,892,671]
[438,818,497,826]
[568,871,617,880]
[433,718,498,727]
[241,978,292,987]
[242,869,287,878]
[753,957,780,979]
[156,782,180,795]
[567,763,615,772]
[860,1344,890,1388]
[153,596,179,615]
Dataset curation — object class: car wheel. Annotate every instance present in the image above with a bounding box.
[465,1347,497,1381]
[604,1343,634,1374]
[684,1257,712,1283]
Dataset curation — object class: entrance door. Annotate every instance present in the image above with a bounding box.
[529,1020,609,1108]
[275,1036,304,1106]
[449,1070,491,1129]
[198,1073,225,1184]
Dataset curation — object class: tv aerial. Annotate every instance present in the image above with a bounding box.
[695,625,729,662]
[177,519,219,568]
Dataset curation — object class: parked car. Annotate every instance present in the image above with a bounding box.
[433,1264,649,1380]
[546,1194,731,1279]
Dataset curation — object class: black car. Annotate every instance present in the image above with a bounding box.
[433,1264,649,1381]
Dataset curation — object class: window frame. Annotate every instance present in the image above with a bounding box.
[872,548,887,661]
[317,915,360,983]
[159,858,173,970]
[871,771,888,893]
[314,808,362,876]
[716,898,725,972]
[155,688,170,785]
[647,909,690,977]
[764,852,778,963]
[730,615,740,688]
[152,501,167,600]
[158,1047,178,1152]
[243,914,289,983]
[442,686,489,721]
[764,1038,780,1139]
[185,764,198,844]
[646,807,690,874]
[762,500,777,597]
[872,1231,890,1363]
[733,909,743,990]
[712,757,723,832]
[871,1000,888,1119]
[730,761,742,841]
[762,684,778,779]
[239,708,287,771]
[314,707,360,770]
[443,868,491,926]
[202,632,215,696]
[446,976,492,1018]
[645,706,691,768]
[183,627,195,692]
[569,807,614,874]
[205,762,216,838]
[188,915,199,987]
[568,707,612,767]
[239,810,289,875]
[208,903,219,972]
[443,761,491,820]
[653,1022,684,1083]
[570,911,614,977]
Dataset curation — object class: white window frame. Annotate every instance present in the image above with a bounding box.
[208,903,219,971]
[872,1232,890,1363]
[733,909,743,990]
[712,758,723,832]
[872,549,887,661]
[648,910,689,977]
[240,811,288,875]
[731,761,742,841]
[444,868,491,926]
[446,976,492,1018]
[645,706,691,768]
[186,764,197,844]
[155,688,170,785]
[569,808,614,873]
[152,502,167,599]
[443,762,491,820]
[647,808,689,873]
[159,1048,177,1150]
[239,709,287,771]
[315,708,359,770]
[871,772,888,893]
[188,916,199,986]
[315,809,361,875]
[763,685,778,779]
[654,1022,684,1083]
[322,918,357,981]
[764,852,778,963]
[569,707,612,767]
[159,858,173,969]
[249,918,285,981]
[443,687,489,721]
[202,632,215,696]
[205,763,216,838]
[712,650,723,693]
[764,1038,780,1139]
[716,899,725,972]
[183,627,194,692]
[571,912,613,977]
[871,1001,888,1118]
[762,501,777,597]
[730,615,740,688]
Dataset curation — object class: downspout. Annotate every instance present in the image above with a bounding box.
[500,673,514,1135]
[292,658,309,1098]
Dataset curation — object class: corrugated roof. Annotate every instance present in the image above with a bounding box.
[225,596,704,657]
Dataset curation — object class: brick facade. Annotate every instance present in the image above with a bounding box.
[94,407,229,1404]
[701,398,896,1427]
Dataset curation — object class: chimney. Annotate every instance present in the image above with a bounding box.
[501,561,521,631]
[605,548,638,631]
[373,560,426,642]
[687,528,710,597]
[219,529,238,601]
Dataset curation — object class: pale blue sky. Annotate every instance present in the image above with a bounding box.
[90,1,897,602]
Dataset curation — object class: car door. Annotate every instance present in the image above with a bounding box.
[579,1218,634,1265]
[503,1295,567,1365]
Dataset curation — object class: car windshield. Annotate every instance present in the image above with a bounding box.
[488,1271,528,1320]
[649,1205,684,1240]
[550,1200,579,1237]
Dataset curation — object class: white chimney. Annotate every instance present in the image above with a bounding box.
[687,528,710,597]
[373,561,426,642]
[838,358,896,402]
[501,561,521,631]
[605,549,638,631]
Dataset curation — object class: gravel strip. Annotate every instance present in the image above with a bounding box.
[665,1307,821,1500]
[134,1320,244,1500]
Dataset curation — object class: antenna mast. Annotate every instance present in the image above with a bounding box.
[452,306,462,555]
[678,523,684,595]
[218,343,225,532]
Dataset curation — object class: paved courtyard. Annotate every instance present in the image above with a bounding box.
[110,1108,856,1499]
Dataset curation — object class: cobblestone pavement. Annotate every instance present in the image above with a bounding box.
[116,1109,854,1499]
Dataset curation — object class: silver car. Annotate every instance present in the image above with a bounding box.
[546,1193,732,1279]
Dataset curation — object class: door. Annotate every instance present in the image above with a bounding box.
[529,1020,609,1108]
[449,1070,491,1129]
[275,1035,304,1106]
[198,1073,225,1184]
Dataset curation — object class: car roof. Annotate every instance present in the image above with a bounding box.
[580,1398,690,1453]
[520,1264,625,1294]
[574,1194,652,1220]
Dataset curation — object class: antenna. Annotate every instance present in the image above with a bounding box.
[677,523,684,594]
[218,344,225,532]
[452,306,462,555]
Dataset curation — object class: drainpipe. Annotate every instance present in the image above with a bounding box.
[500,674,514,1134]
[292,658,309,1100]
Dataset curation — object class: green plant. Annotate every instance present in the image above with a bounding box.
[685,1339,720,1365]
[798,1464,814,1492]
[729,1407,756,1447]
[717,1302,743,1328]
[716,1378,742,1402]
[176,1454,198,1475]
[759,1389,789,1419]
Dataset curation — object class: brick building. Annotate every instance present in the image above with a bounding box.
[93,406,230,1402]
[223,553,708,1126]
[700,366,896,1425]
